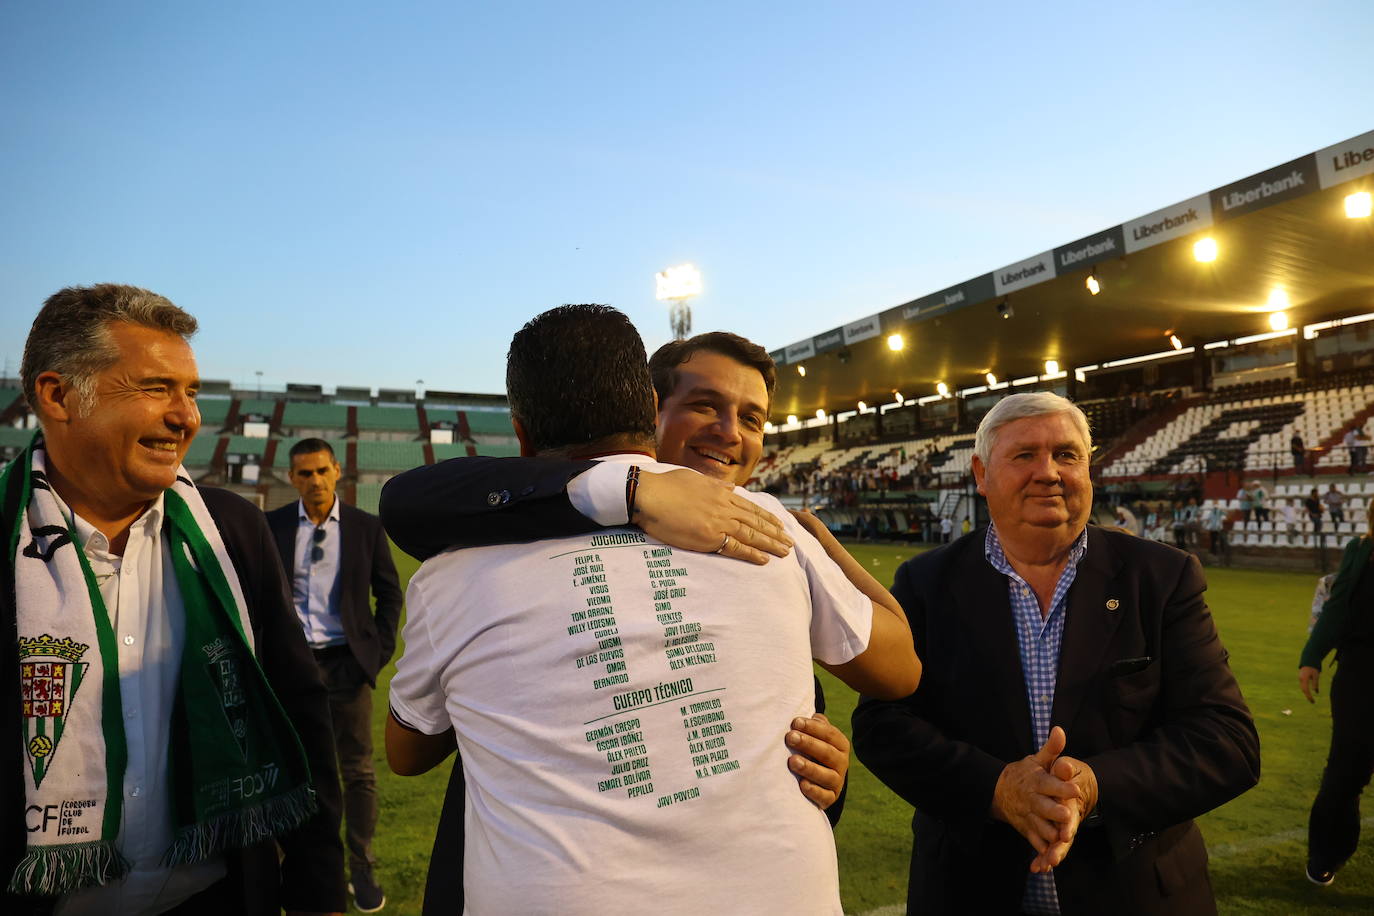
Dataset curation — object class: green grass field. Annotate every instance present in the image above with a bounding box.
[363,543,1373,914]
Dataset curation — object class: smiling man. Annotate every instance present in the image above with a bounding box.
[852,391,1260,916]
[1,284,345,916]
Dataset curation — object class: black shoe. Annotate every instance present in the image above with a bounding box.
[1306,862,1335,886]
[349,867,386,912]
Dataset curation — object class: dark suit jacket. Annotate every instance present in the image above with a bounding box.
[266,499,402,686]
[1,484,346,916]
[852,525,1260,916]
[381,456,849,916]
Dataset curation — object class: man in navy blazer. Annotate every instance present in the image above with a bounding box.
[266,438,402,913]
[853,392,1260,915]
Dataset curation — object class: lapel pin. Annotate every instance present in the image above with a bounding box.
[1106,598,1120,611]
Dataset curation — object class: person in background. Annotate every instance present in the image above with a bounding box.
[1251,481,1271,523]
[1292,431,1307,473]
[265,439,402,913]
[1298,503,1374,887]
[1325,483,1346,526]
[1204,503,1231,566]
[1238,483,1254,524]
[853,391,1259,915]
[1304,488,1325,542]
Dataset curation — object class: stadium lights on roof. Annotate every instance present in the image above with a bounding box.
[1099,346,1196,369]
[856,401,867,412]
[985,372,997,386]
[796,365,806,376]
[1169,334,1183,350]
[1346,190,1373,219]
[936,381,949,397]
[1012,375,1040,386]
[886,333,904,351]
[815,408,826,420]
[763,421,774,433]
[1267,288,1290,310]
[1304,312,1374,339]
[1234,328,1296,346]
[916,393,944,405]
[892,391,903,404]
[1268,310,1290,331]
[1075,368,1087,383]
[1085,272,1101,296]
[654,263,702,301]
[1044,359,1059,375]
[1193,237,1218,262]
[961,384,989,396]
[786,414,798,426]
[996,299,1013,319]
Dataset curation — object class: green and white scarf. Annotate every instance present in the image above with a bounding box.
[3,435,317,896]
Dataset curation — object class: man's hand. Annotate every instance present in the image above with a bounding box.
[990,726,1081,856]
[1029,754,1099,873]
[1300,666,1321,703]
[634,469,792,564]
[785,713,850,810]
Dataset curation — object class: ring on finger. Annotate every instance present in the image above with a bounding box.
[714,534,732,554]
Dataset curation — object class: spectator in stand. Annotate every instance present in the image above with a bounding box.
[1251,481,1271,524]
[1292,432,1307,474]
[1326,484,1346,525]
[1281,501,1301,545]
[1298,503,1374,887]
[1172,499,1196,550]
[1238,484,1254,524]
[1113,504,1141,536]
[1343,427,1364,474]
[1305,488,1325,539]
[1205,504,1230,566]
[939,515,953,543]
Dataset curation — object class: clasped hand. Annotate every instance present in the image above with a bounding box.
[990,725,1098,873]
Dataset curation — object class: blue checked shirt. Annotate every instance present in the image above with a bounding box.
[985,524,1089,916]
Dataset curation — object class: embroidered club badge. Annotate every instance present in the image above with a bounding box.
[19,634,90,788]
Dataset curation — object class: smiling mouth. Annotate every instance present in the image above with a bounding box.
[691,446,737,467]
[140,438,182,454]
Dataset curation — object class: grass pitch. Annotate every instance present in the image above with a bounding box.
[366,543,1372,914]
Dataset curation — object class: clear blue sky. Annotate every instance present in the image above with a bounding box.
[2,2,1370,395]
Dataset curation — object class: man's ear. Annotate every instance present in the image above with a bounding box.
[512,417,535,457]
[971,454,987,496]
[32,371,75,423]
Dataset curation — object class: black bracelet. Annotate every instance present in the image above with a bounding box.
[625,465,641,521]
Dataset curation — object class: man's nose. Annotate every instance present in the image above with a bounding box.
[712,412,742,443]
[1031,452,1061,481]
[166,390,200,434]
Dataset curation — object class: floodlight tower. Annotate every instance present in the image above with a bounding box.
[655,263,702,340]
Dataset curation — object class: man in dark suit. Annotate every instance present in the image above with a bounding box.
[267,439,401,914]
[852,391,1260,915]
[3,284,344,915]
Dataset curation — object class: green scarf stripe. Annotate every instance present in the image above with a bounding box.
[162,491,313,777]
[64,505,129,843]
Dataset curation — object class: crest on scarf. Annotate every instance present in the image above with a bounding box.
[19,634,90,787]
[203,637,249,757]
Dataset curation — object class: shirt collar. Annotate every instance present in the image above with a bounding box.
[298,496,341,524]
[62,491,165,555]
[589,453,657,466]
[984,523,1089,578]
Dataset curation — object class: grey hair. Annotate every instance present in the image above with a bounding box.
[21,284,198,417]
[973,391,1092,463]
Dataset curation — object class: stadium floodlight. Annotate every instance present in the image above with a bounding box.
[786,414,798,426]
[1267,288,1290,310]
[1085,271,1101,296]
[1193,237,1218,262]
[857,401,867,412]
[886,333,904,351]
[936,381,949,397]
[1269,310,1290,332]
[797,365,806,377]
[1170,334,1183,350]
[996,299,1013,319]
[815,408,826,420]
[1346,190,1373,219]
[1075,368,1088,383]
[985,372,997,386]
[892,391,903,405]
[763,421,774,433]
[1045,360,1060,375]
[655,263,702,339]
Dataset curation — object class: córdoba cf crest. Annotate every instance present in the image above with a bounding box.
[19,634,90,788]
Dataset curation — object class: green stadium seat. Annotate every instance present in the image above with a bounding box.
[183,436,220,467]
[356,405,420,432]
[237,398,278,417]
[463,410,514,437]
[282,402,349,428]
[197,398,232,425]
[225,435,269,457]
[356,441,425,471]
[472,441,520,458]
[432,443,474,461]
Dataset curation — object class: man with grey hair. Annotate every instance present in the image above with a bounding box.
[2,284,345,915]
[854,391,1259,915]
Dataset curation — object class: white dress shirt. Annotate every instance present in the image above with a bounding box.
[54,494,225,916]
[291,497,346,648]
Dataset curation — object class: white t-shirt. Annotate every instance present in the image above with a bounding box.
[390,455,871,915]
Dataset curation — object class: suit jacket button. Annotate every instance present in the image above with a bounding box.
[486,491,502,506]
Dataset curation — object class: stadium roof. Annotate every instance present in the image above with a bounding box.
[767,128,1374,420]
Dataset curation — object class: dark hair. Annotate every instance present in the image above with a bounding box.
[506,304,657,455]
[22,284,198,415]
[289,438,337,463]
[648,331,776,407]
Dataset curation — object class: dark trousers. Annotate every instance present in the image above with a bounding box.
[315,649,379,876]
[1308,649,1374,871]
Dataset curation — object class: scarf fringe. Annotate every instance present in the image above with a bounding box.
[6,840,130,896]
[161,783,318,867]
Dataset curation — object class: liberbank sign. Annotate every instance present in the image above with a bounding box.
[770,128,1373,366]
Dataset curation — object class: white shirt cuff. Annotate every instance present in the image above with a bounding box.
[568,461,633,526]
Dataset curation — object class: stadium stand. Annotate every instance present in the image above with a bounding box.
[356,440,426,472]
[356,404,422,433]
[183,435,220,469]
[225,435,270,457]
[236,398,278,417]
[470,441,521,458]
[281,401,350,433]
[196,397,233,429]
[463,410,515,437]
[432,443,475,461]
